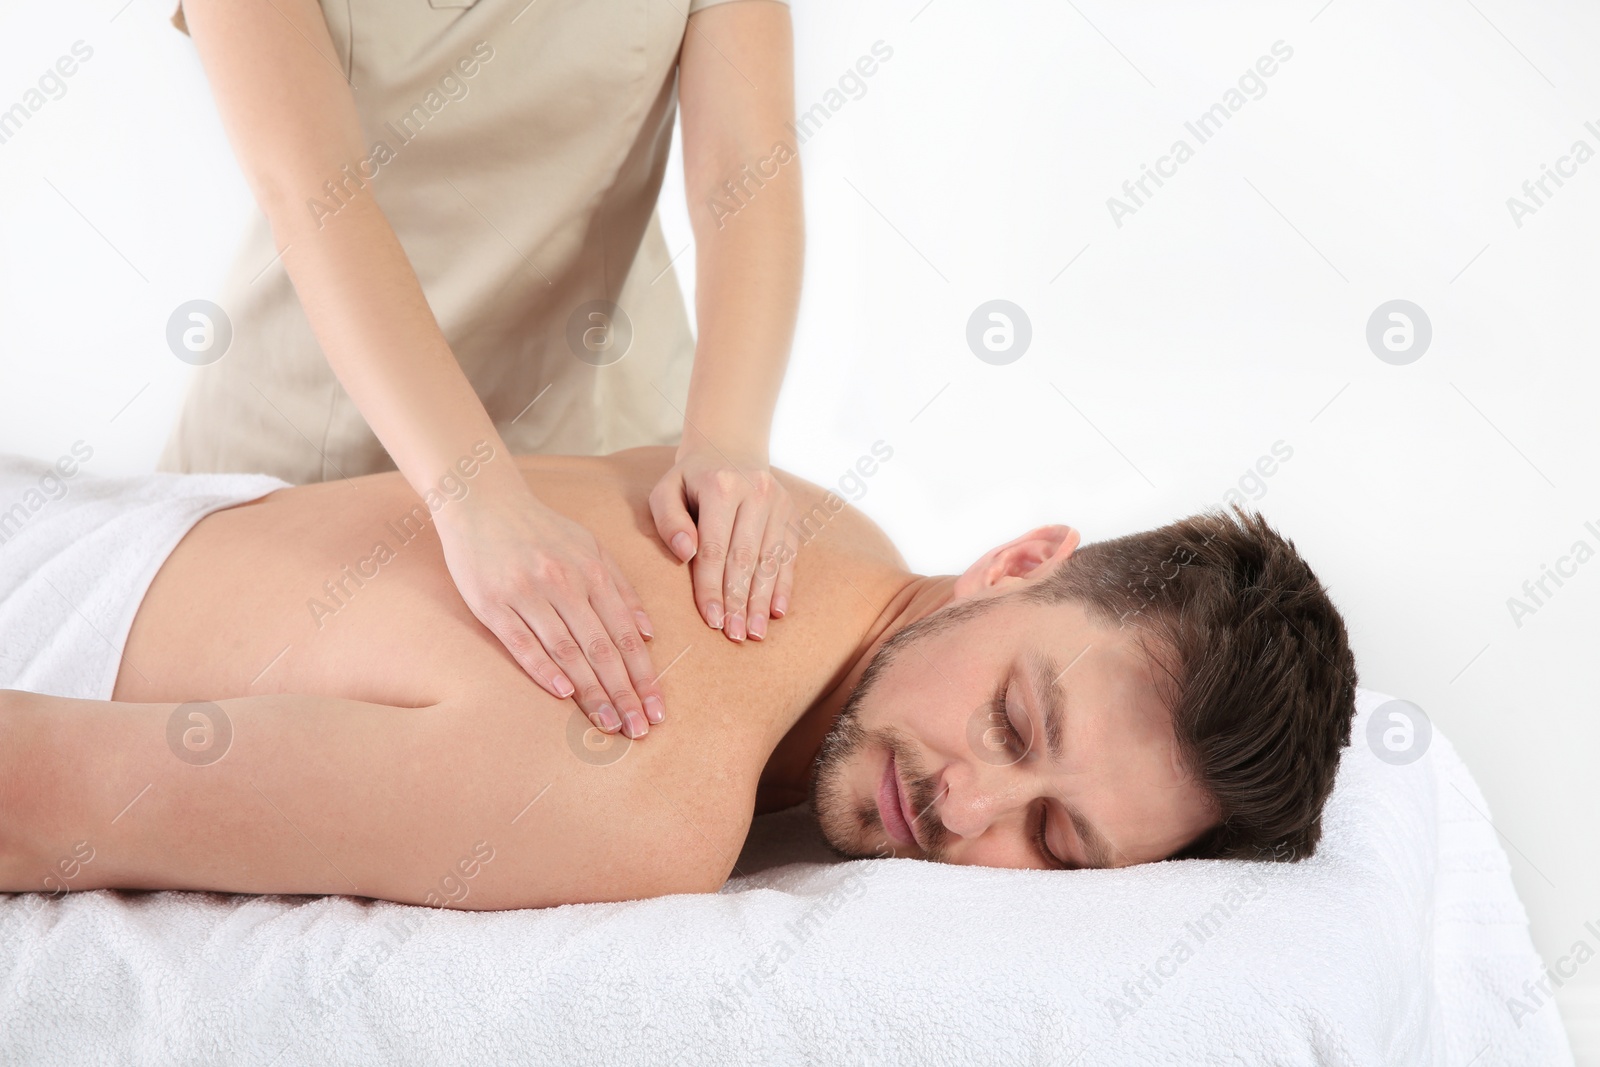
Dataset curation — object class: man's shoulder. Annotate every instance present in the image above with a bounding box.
[551,446,910,572]
[773,467,907,574]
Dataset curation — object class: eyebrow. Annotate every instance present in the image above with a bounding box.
[1028,650,1067,763]
[1028,650,1116,871]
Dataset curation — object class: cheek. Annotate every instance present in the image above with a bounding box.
[863,665,950,736]
[941,830,1038,870]
[918,688,998,772]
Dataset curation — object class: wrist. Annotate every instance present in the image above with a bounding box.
[676,423,769,468]
[433,462,542,528]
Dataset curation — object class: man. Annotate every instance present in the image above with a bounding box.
[0,445,1357,909]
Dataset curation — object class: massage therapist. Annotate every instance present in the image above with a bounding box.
[161,0,803,739]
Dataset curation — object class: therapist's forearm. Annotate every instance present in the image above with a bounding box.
[178,0,521,505]
[261,190,526,502]
[681,159,803,462]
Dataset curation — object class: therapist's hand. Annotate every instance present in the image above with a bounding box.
[434,486,664,739]
[649,443,798,643]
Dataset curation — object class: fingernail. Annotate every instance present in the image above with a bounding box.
[554,674,575,698]
[671,532,695,562]
[643,694,665,724]
[726,613,745,642]
[748,614,766,640]
[772,595,787,618]
[622,709,648,738]
[707,601,723,629]
[635,611,654,639]
[596,704,621,732]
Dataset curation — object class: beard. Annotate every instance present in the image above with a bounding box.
[807,611,960,862]
[808,677,880,859]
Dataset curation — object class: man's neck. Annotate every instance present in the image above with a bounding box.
[755,572,958,812]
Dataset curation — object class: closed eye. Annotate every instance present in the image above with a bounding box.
[992,672,1070,870]
[1034,800,1070,870]
[989,681,1027,757]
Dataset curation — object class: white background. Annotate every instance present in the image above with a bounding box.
[2,0,1596,1056]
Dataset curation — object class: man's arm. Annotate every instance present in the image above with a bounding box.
[0,687,732,909]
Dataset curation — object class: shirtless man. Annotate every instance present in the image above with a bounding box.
[0,445,1357,910]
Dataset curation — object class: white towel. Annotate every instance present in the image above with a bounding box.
[0,687,1572,1065]
[0,452,289,699]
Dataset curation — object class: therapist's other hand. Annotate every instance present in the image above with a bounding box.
[434,488,664,739]
[649,445,798,643]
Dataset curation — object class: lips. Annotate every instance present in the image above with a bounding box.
[877,749,919,850]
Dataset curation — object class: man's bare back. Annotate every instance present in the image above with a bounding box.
[3,447,913,909]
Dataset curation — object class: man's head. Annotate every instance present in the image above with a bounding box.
[809,506,1357,871]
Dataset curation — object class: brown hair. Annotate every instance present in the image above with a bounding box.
[1021,505,1357,862]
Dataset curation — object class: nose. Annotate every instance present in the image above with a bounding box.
[936,759,1029,840]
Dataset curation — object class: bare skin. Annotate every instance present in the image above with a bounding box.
[0,447,1215,910]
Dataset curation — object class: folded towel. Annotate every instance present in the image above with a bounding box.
[0,452,289,699]
[0,687,1571,1064]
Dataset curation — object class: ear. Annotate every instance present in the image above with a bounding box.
[952,524,1081,598]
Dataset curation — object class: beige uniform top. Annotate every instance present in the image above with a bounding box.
[162,0,779,484]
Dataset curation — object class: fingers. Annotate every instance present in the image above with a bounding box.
[689,474,738,633]
[437,496,666,741]
[602,544,654,644]
[746,511,795,640]
[526,578,655,740]
[770,512,798,621]
[719,499,766,642]
[685,468,796,643]
[481,605,577,703]
[514,600,619,734]
[598,549,666,725]
[648,475,698,564]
